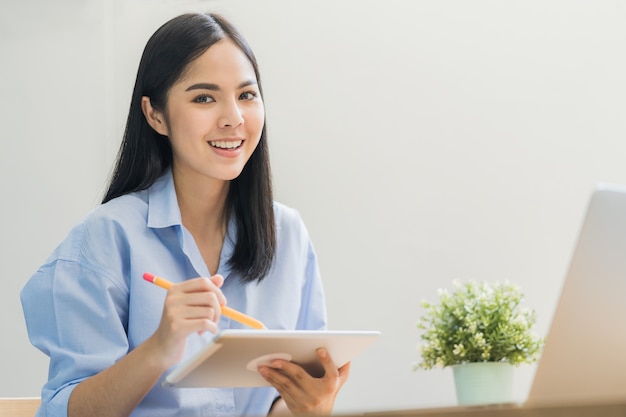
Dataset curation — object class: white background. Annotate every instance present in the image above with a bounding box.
[2,0,626,413]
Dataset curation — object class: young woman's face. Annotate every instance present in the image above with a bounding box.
[158,39,264,184]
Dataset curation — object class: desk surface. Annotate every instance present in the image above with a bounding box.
[360,401,626,417]
[0,397,40,417]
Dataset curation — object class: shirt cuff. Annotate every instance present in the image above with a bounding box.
[42,381,79,417]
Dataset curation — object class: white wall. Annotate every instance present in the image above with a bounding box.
[1,0,111,396]
[3,0,626,413]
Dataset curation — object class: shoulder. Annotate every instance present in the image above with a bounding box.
[91,187,150,226]
[272,201,317,258]
[44,190,149,271]
[75,190,149,245]
[273,201,309,235]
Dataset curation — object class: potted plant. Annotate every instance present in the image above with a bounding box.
[413,280,544,405]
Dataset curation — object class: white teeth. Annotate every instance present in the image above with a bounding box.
[209,140,243,149]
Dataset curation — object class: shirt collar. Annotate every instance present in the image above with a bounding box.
[147,170,182,229]
[145,169,237,279]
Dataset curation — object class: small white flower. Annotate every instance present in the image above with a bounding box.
[453,343,465,357]
[468,321,477,334]
[512,314,528,328]
[473,332,486,346]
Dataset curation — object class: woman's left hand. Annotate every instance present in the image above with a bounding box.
[259,348,350,415]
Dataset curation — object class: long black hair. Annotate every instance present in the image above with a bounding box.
[103,13,276,283]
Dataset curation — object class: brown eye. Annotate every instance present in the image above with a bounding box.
[193,95,215,104]
[239,91,258,100]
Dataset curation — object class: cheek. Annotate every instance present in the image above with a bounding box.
[247,107,265,138]
[245,117,264,156]
[168,110,211,140]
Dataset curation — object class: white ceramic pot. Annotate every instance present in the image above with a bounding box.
[452,362,514,406]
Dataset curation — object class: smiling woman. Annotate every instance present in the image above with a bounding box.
[141,39,265,187]
[11,1,626,415]
[20,12,349,417]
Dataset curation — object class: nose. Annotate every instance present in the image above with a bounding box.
[218,99,244,128]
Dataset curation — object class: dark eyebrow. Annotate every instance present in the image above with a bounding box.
[185,80,258,92]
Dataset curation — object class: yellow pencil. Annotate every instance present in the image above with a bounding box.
[143,272,266,330]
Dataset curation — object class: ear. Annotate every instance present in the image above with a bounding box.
[141,96,169,136]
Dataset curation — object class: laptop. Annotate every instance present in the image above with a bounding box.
[524,182,626,406]
[362,184,626,417]
[378,183,626,415]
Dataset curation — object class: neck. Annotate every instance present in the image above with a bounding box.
[172,168,230,238]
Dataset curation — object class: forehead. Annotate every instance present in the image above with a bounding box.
[177,38,257,85]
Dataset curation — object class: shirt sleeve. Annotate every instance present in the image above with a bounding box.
[21,259,129,417]
[295,226,328,331]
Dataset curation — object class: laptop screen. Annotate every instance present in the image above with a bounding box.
[526,183,626,406]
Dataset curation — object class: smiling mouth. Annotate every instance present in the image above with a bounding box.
[209,140,243,149]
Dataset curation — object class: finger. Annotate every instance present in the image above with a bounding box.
[337,361,351,387]
[259,365,305,395]
[164,292,222,321]
[259,369,300,413]
[338,361,351,377]
[181,305,221,321]
[210,274,224,288]
[264,376,301,414]
[317,348,339,379]
[162,291,222,330]
[161,300,221,325]
[209,274,227,305]
[177,277,227,305]
[179,291,222,309]
[175,316,221,334]
[177,277,220,292]
[267,359,314,385]
[193,317,220,334]
[158,310,220,337]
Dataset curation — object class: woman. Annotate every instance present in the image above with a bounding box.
[21,12,349,417]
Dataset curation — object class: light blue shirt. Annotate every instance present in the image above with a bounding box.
[21,170,327,417]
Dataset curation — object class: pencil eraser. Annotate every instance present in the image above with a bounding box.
[143,272,155,282]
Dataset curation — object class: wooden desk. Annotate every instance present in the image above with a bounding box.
[360,401,626,417]
[0,397,40,417]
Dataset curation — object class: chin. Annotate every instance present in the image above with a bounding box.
[220,168,246,181]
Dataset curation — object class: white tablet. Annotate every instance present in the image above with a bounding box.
[163,329,381,388]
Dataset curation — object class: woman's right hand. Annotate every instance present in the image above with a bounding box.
[147,274,226,368]
[68,275,226,417]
